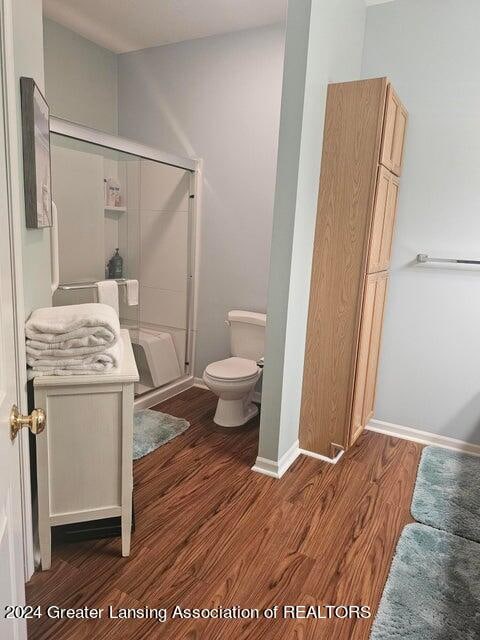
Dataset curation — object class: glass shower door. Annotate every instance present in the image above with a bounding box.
[50,133,192,395]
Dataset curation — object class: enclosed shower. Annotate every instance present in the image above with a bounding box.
[49,119,198,401]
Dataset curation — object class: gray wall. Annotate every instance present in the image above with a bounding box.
[43,19,118,133]
[13,0,52,316]
[118,24,285,376]
[362,0,480,444]
[258,0,367,462]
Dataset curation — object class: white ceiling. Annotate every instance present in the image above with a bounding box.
[43,0,288,54]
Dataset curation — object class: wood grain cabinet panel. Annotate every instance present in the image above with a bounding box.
[300,78,407,459]
[380,85,408,176]
[368,166,400,273]
[299,78,388,458]
[350,272,388,445]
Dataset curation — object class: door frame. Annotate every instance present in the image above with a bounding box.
[0,0,35,581]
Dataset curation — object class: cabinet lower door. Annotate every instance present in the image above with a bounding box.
[349,271,388,445]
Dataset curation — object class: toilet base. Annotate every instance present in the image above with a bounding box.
[213,399,258,428]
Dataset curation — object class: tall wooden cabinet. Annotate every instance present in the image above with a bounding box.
[300,78,407,459]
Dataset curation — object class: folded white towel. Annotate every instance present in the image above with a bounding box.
[26,303,120,347]
[27,339,122,380]
[96,280,119,315]
[26,342,112,359]
[123,279,139,306]
[26,303,121,380]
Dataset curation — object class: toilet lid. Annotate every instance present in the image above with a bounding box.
[205,357,259,381]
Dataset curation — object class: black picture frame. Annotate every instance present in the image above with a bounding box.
[20,77,52,228]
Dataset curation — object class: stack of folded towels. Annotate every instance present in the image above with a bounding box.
[26,303,122,379]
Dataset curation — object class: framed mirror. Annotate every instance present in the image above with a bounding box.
[20,76,52,228]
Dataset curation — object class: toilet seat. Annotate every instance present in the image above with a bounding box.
[205,357,259,382]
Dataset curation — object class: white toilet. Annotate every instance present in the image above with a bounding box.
[203,310,266,427]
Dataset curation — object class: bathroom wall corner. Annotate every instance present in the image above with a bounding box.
[252,439,300,479]
[257,0,367,466]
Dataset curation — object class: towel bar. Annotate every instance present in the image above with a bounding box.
[416,254,480,266]
[58,278,127,291]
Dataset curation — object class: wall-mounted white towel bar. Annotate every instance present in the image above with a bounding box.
[417,254,480,266]
[58,279,128,291]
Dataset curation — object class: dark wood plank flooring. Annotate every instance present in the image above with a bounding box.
[26,387,422,639]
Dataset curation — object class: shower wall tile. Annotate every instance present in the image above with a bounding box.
[117,216,128,275]
[134,158,190,375]
[53,288,96,307]
[140,160,190,212]
[140,211,188,292]
[139,286,187,329]
[123,209,139,279]
[104,211,119,267]
[126,161,140,210]
[51,145,105,283]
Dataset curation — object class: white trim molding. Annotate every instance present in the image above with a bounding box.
[134,376,194,410]
[367,419,480,457]
[186,158,203,379]
[1,0,35,581]
[252,440,300,479]
[193,377,207,389]
[299,447,345,465]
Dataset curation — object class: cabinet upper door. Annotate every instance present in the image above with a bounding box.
[349,271,388,445]
[380,85,408,176]
[367,166,400,273]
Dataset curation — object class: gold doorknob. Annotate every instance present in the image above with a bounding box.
[10,405,46,441]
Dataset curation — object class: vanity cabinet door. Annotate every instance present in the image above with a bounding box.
[380,85,408,176]
[367,166,400,273]
[349,271,388,445]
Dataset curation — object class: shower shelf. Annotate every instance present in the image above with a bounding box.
[105,206,126,213]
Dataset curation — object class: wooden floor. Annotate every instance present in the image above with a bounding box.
[26,387,422,639]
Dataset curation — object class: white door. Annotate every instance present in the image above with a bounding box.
[0,5,28,638]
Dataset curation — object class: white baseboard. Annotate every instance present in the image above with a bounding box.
[252,440,300,479]
[367,419,480,457]
[193,376,206,389]
[134,376,194,410]
[299,447,345,464]
[193,377,262,404]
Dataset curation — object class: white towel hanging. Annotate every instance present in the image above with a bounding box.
[123,279,139,306]
[96,280,119,315]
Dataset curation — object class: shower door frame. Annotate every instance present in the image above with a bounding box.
[50,116,202,407]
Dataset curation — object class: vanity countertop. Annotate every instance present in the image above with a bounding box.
[33,329,139,387]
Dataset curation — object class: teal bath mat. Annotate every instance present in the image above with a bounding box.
[371,523,480,639]
[411,446,480,542]
[133,409,190,460]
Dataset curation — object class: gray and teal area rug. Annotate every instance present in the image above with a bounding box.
[370,523,480,639]
[371,446,480,639]
[133,409,190,460]
[411,446,480,542]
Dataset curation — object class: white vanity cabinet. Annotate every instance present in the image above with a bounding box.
[33,330,139,570]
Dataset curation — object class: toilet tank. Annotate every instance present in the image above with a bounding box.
[228,310,266,361]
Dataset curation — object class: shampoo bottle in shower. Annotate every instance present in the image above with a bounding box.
[106,177,121,208]
[108,248,123,279]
